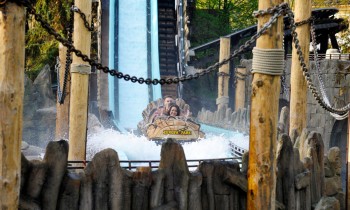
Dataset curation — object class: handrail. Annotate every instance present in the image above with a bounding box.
[286,53,350,60]
[67,157,242,170]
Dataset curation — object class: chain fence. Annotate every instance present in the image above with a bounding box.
[4,0,350,115]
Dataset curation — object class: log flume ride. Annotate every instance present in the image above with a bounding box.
[138,98,205,142]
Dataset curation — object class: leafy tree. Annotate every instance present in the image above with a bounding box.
[337,19,350,53]
[191,0,258,47]
[25,0,72,80]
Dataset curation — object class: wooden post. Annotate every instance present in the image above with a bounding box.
[68,0,92,161]
[289,0,311,136]
[234,66,246,111]
[216,37,230,110]
[247,0,283,209]
[97,0,110,122]
[348,112,350,210]
[55,44,71,140]
[0,2,25,208]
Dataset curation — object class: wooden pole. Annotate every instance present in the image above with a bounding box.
[347,113,350,210]
[247,0,283,209]
[97,0,110,121]
[68,0,92,161]
[234,67,246,111]
[289,0,311,136]
[55,44,71,140]
[216,37,230,110]
[0,2,25,208]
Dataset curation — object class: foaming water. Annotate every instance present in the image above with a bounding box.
[87,128,249,161]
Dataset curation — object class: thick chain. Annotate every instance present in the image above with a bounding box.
[21,0,285,86]
[280,63,288,96]
[17,0,350,114]
[72,6,94,31]
[57,6,74,104]
[0,0,7,6]
[295,17,314,27]
[285,6,350,114]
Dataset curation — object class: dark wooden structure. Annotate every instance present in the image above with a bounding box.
[189,8,347,66]
[158,0,179,97]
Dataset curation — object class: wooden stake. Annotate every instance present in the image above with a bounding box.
[68,0,92,161]
[247,0,283,209]
[289,0,311,136]
[234,67,246,111]
[0,3,25,208]
[216,37,230,110]
[55,44,71,140]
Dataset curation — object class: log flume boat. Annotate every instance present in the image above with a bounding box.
[137,98,205,142]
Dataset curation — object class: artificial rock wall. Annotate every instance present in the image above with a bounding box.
[19,134,344,210]
[199,59,350,152]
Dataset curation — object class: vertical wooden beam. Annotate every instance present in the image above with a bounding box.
[98,0,110,118]
[234,66,246,111]
[216,37,230,110]
[347,108,350,210]
[289,0,311,136]
[55,44,71,140]
[247,0,283,209]
[0,2,25,209]
[68,0,92,161]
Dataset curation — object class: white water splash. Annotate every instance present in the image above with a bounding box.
[86,128,249,161]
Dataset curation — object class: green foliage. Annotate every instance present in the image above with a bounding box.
[191,0,258,47]
[337,19,350,53]
[25,0,71,80]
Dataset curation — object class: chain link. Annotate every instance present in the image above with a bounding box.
[0,0,7,7]
[21,0,285,86]
[57,5,74,104]
[295,17,314,27]
[72,6,94,31]
[17,0,350,114]
[284,6,350,114]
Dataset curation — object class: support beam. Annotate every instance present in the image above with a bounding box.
[289,0,311,136]
[347,108,350,210]
[68,0,92,161]
[55,44,71,140]
[247,0,283,209]
[98,0,110,112]
[216,37,230,110]
[234,66,246,111]
[0,2,25,209]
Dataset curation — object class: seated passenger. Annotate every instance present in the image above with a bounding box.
[167,103,181,117]
[150,95,175,122]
